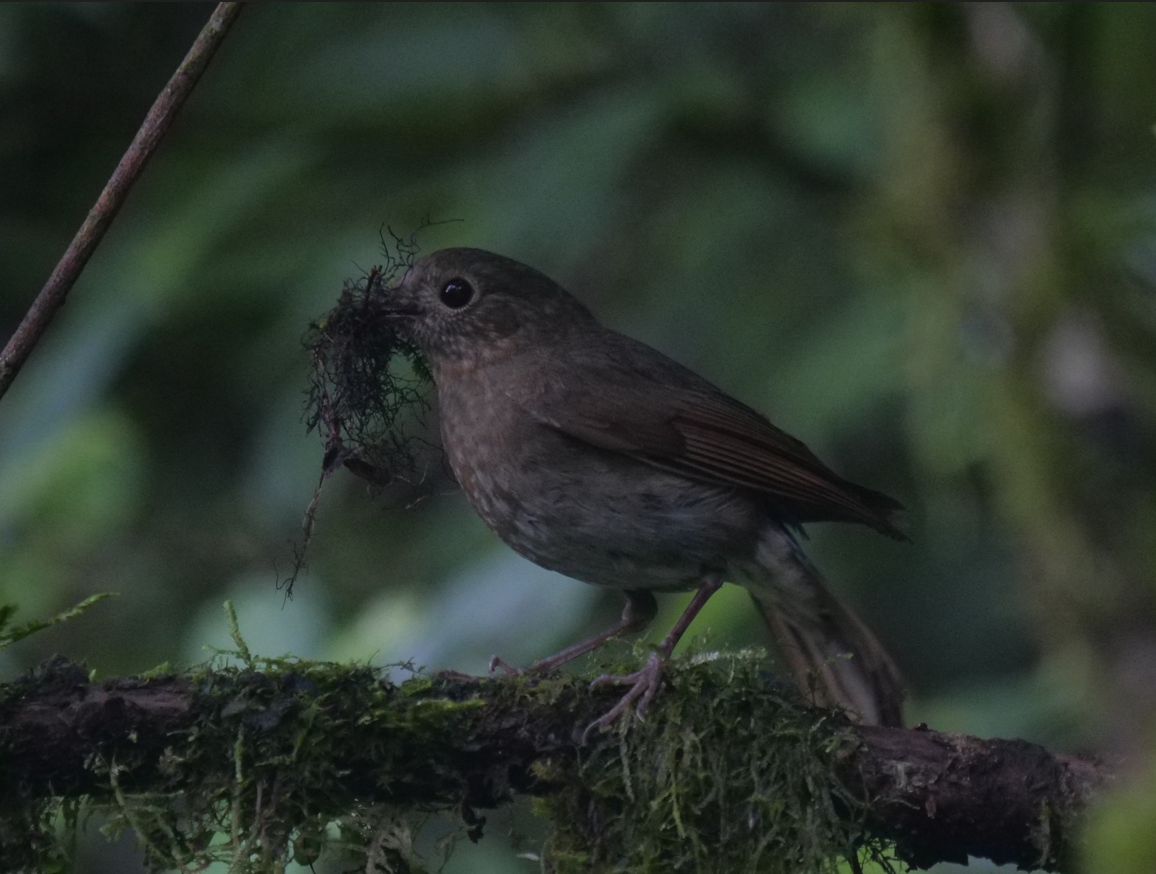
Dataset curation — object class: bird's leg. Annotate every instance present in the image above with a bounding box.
[533,589,658,672]
[585,575,723,738]
[488,589,657,676]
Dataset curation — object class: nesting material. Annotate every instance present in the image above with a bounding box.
[289,252,433,594]
[305,264,431,489]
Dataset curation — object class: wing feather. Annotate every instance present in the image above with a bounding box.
[525,367,904,537]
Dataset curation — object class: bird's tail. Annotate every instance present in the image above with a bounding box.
[747,527,905,727]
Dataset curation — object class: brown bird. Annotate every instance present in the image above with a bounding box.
[383,247,906,730]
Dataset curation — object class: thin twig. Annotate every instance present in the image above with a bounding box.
[0,2,244,400]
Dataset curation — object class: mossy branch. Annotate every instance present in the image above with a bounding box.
[0,652,1104,873]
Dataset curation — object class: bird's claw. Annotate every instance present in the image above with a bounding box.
[582,652,664,743]
[488,655,522,676]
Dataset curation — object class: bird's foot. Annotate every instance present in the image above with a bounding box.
[583,651,664,742]
[487,655,522,676]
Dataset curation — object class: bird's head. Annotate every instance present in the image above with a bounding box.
[384,247,598,372]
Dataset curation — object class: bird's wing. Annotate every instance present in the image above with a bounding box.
[527,376,904,536]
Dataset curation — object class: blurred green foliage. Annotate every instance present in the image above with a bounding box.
[3,3,1156,872]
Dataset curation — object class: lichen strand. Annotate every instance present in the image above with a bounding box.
[538,650,888,874]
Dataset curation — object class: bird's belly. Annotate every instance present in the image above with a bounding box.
[448,428,760,592]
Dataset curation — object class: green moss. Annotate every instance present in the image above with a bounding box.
[0,652,482,873]
[0,650,889,874]
[0,594,114,654]
[398,675,435,697]
[538,649,886,874]
[98,657,462,873]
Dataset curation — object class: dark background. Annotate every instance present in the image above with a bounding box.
[3,4,1155,871]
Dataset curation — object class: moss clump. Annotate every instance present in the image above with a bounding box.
[537,649,888,874]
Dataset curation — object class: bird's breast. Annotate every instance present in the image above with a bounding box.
[436,363,538,530]
[433,361,762,591]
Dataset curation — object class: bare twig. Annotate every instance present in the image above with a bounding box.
[0,2,244,400]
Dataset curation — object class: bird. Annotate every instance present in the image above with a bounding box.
[381,247,906,730]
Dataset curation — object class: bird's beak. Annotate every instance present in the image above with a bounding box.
[379,281,422,320]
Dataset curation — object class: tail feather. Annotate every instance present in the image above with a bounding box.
[749,528,905,727]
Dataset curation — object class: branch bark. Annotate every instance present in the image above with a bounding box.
[0,2,243,400]
[0,657,1105,873]
[850,724,1103,870]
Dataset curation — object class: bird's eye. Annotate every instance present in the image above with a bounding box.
[439,278,474,309]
